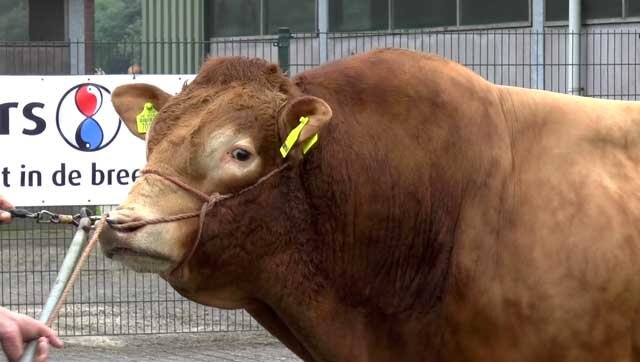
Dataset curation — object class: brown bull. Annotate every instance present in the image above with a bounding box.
[100,48,640,361]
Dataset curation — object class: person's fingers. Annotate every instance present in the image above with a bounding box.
[44,330,62,348]
[38,325,62,349]
[0,194,14,224]
[16,317,62,348]
[0,323,24,362]
[35,337,49,362]
[0,195,14,210]
[0,211,11,224]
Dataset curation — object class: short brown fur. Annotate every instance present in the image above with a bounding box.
[102,49,640,362]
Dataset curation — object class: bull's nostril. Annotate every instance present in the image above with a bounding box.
[105,215,145,233]
[106,213,135,226]
[106,217,118,225]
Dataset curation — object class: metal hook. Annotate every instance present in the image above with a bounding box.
[36,210,60,224]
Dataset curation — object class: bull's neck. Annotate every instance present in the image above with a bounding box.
[255,87,516,360]
[295,88,511,310]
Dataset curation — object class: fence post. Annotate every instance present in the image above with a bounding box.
[567,0,582,95]
[531,0,545,90]
[68,0,86,74]
[318,0,329,64]
[275,27,292,75]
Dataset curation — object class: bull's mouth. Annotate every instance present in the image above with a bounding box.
[101,214,180,274]
[104,246,172,262]
[103,245,176,274]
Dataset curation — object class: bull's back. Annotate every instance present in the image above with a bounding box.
[484,86,640,360]
[292,48,507,183]
[293,48,499,133]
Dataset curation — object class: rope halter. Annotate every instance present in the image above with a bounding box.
[107,163,291,275]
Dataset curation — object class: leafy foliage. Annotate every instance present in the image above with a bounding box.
[95,0,142,42]
[94,0,142,73]
[0,0,28,41]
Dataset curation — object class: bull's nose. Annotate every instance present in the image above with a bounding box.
[106,208,140,225]
[103,207,153,236]
[105,213,130,227]
[99,210,138,257]
[105,215,134,226]
[98,225,117,257]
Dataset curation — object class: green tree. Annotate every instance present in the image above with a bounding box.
[94,0,142,73]
[95,0,141,42]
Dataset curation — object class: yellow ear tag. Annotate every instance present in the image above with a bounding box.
[302,133,318,154]
[280,116,319,158]
[136,102,158,134]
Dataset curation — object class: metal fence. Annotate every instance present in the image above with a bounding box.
[1,205,260,336]
[3,29,640,99]
[1,29,639,336]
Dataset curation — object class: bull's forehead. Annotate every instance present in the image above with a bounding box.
[145,85,284,171]
[147,85,281,151]
[205,124,248,150]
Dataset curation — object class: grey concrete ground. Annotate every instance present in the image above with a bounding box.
[48,332,300,362]
[0,332,300,361]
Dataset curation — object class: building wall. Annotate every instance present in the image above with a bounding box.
[207,31,536,85]
[0,0,93,75]
[29,0,66,41]
[141,0,640,101]
[142,0,205,74]
[577,23,640,99]
[0,45,70,74]
[206,25,640,100]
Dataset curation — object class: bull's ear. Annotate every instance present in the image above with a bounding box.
[111,84,171,139]
[278,96,332,157]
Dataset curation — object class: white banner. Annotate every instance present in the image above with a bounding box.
[0,75,195,206]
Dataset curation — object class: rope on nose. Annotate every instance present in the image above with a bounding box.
[108,163,292,274]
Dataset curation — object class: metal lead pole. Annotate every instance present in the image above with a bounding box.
[19,208,93,362]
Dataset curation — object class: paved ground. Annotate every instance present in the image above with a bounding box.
[2,332,300,362]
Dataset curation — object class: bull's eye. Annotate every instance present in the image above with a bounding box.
[231,148,252,161]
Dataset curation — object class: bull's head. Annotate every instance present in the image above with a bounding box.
[99,57,332,307]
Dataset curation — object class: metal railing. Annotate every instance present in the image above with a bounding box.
[2,29,639,99]
[1,28,640,336]
[0,205,260,336]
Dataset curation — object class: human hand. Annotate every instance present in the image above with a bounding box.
[0,194,13,224]
[0,306,63,362]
